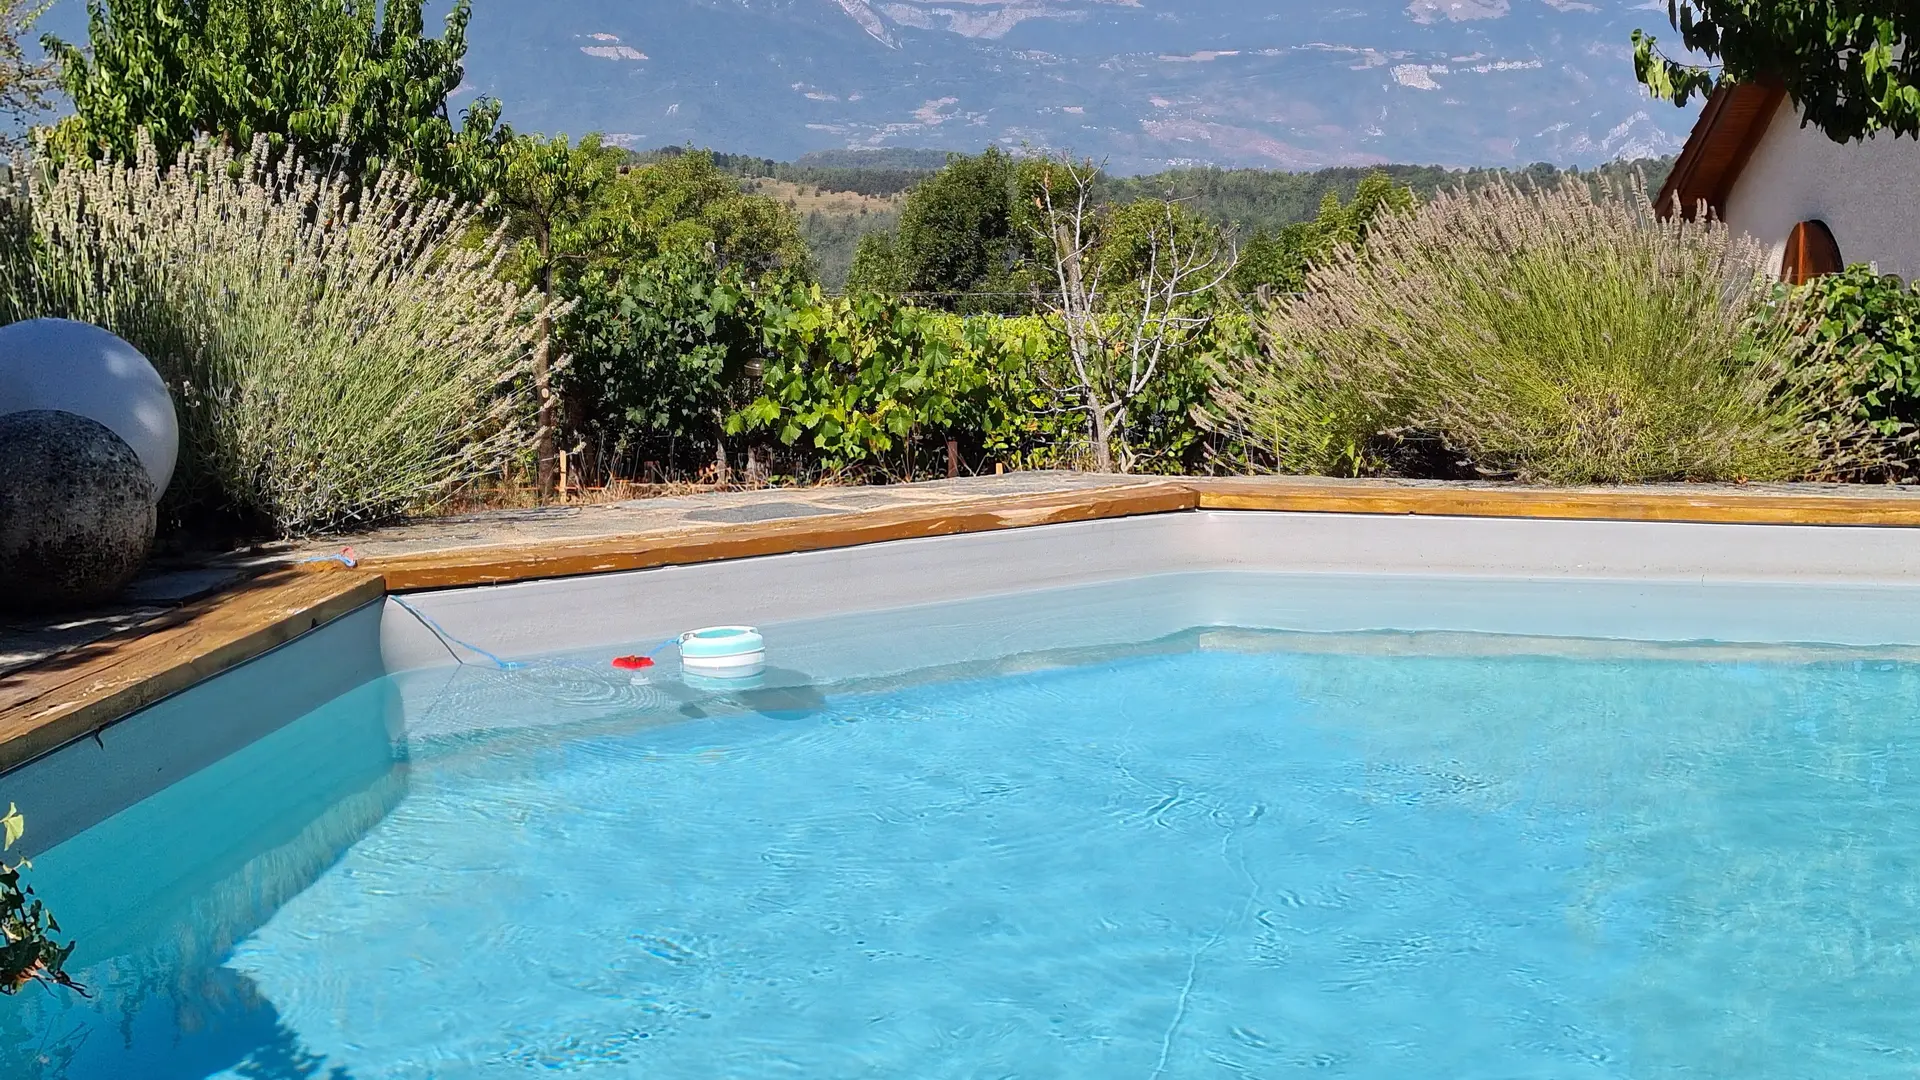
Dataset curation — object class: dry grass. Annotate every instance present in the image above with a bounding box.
[1206,177,1882,483]
[738,177,902,218]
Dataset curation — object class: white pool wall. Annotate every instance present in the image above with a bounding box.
[3,603,395,855]
[15,506,1920,852]
[381,509,1920,674]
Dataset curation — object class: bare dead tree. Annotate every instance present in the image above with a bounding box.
[1031,154,1234,473]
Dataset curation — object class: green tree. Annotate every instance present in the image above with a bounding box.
[561,249,760,476]
[44,0,484,180]
[489,132,627,496]
[0,0,53,159]
[1091,197,1227,307]
[616,149,809,281]
[846,230,907,296]
[1028,155,1234,473]
[859,148,1034,312]
[1332,170,1418,245]
[1229,170,1414,295]
[1633,2,1920,141]
[546,149,810,480]
[1230,224,1315,296]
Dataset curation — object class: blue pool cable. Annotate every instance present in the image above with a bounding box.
[298,547,359,568]
[390,594,683,674]
[389,595,525,670]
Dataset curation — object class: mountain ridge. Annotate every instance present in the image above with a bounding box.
[446,0,1702,173]
[33,0,1707,174]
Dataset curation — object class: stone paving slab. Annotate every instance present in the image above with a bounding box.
[298,472,1151,561]
[0,474,1147,679]
[0,566,251,678]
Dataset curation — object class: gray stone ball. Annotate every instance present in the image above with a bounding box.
[0,410,156,612]
[0,318,179,498]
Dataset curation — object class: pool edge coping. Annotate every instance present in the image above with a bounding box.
[10,475,1920,773]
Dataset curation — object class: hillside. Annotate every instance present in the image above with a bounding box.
[34,1,1697,175]
[737,177,904,286]
[682,148,1675,289]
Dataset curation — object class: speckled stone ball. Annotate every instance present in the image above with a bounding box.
[0,318,178,498]
[0,410,156,612]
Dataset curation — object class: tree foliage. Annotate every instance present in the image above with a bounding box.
[540,148,809,474]
[483,131,624,493]
[44,0,484,180]
[846,148,1036,311]
[616,150,809,281]
[730,291,1079,476]
[562,250,758,462]
[0,0,53,159]
[1,804,81,997]
[1027,155,1234,473]
[1230,170,1416,295]
[1787,264,1920,441]
[1633,1,1920,141]
[491,133,628,292]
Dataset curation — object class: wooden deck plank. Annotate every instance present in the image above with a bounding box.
[360,482,1200,591]
[0,570,385,773]
[1190,478,1920,527]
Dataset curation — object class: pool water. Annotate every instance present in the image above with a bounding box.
[11,631,1920,1078]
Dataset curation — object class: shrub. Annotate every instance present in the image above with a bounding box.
[1206,177,1879,483]
[730,289,1081,477]
[1788,264,1920,439]
[1,804,81,998]
[0,136,560,535]
[560,249,759,472]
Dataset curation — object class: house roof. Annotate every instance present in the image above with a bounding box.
[1655,79,1786,220]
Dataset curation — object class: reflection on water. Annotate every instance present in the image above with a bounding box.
[12,619,1920,1078]
[0,678,407,1080]
[0,650,832,1080]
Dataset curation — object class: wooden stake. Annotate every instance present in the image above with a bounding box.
[947,439,959,479]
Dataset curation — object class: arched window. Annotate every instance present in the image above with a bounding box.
[1781,219,1842,284]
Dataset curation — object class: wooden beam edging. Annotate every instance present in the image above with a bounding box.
[0,570,385,774]
[0,483,1193,771]
[12,475,1920,774]
[361,482,1200,591]
[1190,479,1920,527]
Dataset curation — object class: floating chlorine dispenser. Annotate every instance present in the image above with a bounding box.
[677,626,766,679]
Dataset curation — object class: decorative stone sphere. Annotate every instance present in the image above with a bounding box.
[0,410,156,612]
[0,319,178,498]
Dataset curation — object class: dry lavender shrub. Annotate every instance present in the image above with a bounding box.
[1207,177,1881,483]
[0,135,565,535]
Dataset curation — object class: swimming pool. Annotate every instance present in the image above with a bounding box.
[9,512,1920,1077]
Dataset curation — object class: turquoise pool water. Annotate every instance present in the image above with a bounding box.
[9,627,1920,1077]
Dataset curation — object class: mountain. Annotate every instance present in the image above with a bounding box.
[449,0,1702,172]
[30,0,1703,173]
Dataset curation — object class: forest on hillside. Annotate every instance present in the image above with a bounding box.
[632,146,1677,289]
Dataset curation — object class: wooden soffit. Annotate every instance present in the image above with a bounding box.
[1656,79,1787,221]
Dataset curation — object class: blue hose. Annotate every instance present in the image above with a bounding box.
[390,595,524,670]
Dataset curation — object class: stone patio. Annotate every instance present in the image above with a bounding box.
[1,473,1152,678]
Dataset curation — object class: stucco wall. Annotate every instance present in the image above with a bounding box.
[1722,100,1920,280]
